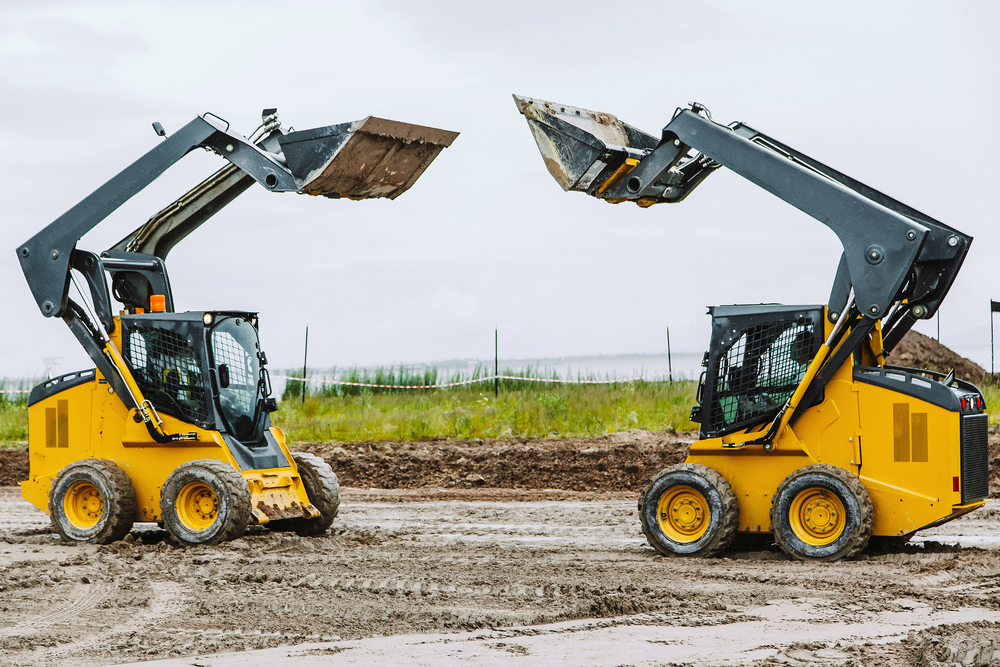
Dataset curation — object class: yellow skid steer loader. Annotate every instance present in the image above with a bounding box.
[17,109,457,545]
[515,95,987,561]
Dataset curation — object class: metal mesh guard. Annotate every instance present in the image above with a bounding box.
[124,326,208,424]
[707,317,816,434]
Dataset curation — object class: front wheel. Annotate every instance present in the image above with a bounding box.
[270,453,340,536]
[160,459,251,546]
[639,463,738,557]
[771,464,873,562]
[49,459,136,544]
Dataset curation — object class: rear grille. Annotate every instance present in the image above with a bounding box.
[961,413,989,503]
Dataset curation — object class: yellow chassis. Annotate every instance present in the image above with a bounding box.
[22,373,317,525]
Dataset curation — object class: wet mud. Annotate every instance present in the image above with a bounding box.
[3,486,1000,666]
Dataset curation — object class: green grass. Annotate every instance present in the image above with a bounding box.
[274,365,697,444]
[0,382,30,449]
[5,365,996,448]
[982,385,1000,426]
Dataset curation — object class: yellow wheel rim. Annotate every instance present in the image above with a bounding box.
[656,485,710,543]
[175,482,219,532]
[63,480,104,529]
[789,487,846,546]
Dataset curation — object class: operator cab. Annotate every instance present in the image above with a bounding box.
[118,309,284,468]
[690,304,824,439]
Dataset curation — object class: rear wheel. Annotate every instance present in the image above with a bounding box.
[269,453,340,536]
[160,459,250,546]
[639,463,738,557]
[49,459,136,544]
[771,464,873,562]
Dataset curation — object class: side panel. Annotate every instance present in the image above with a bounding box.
[855,382,963,536]
[22,381,95,511]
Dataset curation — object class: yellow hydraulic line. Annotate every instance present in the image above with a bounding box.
[103,337,197,441]
[102,338,155,421]
[595,158,639,195]
[765,297,856,448]
[730,296,856,451]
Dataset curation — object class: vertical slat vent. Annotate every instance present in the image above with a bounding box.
[961,413,989,503]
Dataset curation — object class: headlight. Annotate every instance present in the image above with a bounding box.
[203,313,213,326]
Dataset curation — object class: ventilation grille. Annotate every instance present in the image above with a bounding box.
[123,326,208,424]
[961,413,989,503]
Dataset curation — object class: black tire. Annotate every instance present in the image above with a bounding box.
[49,459,136,544]
[639,463,738,557]
[771,464,874,562]
[270,453,340,536]
[160,459,251,546]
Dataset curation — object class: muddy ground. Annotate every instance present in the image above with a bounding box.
[3,486,1000,667]
[3,332,1000,666]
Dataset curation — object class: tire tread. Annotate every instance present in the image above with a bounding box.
[638,463,738,557]
[771,464,873,562]
[49,459,136,544]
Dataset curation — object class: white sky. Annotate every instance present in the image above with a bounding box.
[1,0,998,378]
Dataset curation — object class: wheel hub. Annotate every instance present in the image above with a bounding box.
[656,485,710,543]
[176,482,220,532]
[63,480,103,529]
[789,488,846,546]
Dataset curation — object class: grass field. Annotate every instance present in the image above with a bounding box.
[2,366,998,449]
[275,365,697,445]
[0,368,697,448]
[0,384,30,449]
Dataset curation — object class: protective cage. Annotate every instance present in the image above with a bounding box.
[694,304,824,438]
[121,316,211,427]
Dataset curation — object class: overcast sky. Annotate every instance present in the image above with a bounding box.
[1,1,997,378]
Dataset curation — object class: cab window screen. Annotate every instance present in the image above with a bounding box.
[123,325,208,424]
[706,315,817,436]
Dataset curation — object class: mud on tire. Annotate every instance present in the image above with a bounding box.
[160,459,251,547]
[639,463,738,557]
[770,464,873,562]
[270,453,340,536]
[49,459,136,544]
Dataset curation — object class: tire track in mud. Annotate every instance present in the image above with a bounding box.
[5,491,1000,666]
[21,579,190,664]
[0,575,119,635]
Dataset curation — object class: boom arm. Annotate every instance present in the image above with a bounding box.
[16,108,457,437]
[18,111,458,320]
[513,95,970,348]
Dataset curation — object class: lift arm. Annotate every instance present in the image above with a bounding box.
[18,111,458,321]
[16,108,457,438]
[513,95,970,349]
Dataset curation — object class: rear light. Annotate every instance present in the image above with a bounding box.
[961,397,967,410]
[978,397,984,410]
[954,476,961,492]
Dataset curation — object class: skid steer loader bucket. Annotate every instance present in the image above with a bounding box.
[278,117,459,199]
[513,95,658,192]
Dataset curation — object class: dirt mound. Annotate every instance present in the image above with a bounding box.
[0,449,27,486]
[298,430,695,492]
[888,330,989,384]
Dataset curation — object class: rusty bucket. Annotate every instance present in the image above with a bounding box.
[513,94,657,193]
[278,117,459,200]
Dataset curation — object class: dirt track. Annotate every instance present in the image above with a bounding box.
[4,484,1000,666]
[3,332,1000,665]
